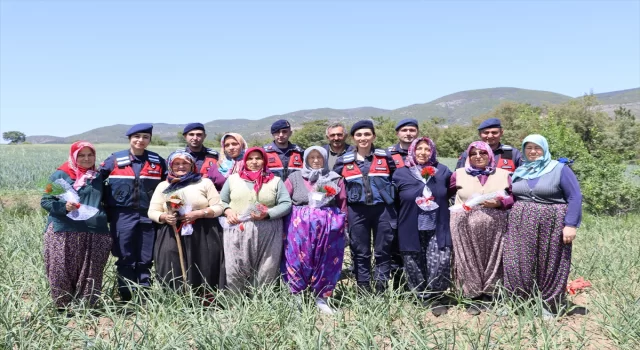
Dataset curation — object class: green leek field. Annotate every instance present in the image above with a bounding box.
[0,144,638,349]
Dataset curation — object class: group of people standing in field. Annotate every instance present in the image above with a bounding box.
[41,116,587,318]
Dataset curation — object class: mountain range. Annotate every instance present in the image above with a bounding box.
[26,87,640,144]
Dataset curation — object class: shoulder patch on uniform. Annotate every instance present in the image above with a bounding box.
[264,144,273,151]
[293,145,303,152]
[205,148,218,155]
[502,145,513,150]
[342,152,355,163]
[374,148,387,157]
[147,152,161,164]
[387,146,395,151]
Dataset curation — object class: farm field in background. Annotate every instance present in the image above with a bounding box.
[0,144,638,348]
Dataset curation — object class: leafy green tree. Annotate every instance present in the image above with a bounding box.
[435,125,476,158]
[368,116,396,148]
[290,120,330,149]
[2,131,26,144]
[602,106,640,160]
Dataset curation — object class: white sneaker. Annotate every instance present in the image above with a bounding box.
[315,297,336,315]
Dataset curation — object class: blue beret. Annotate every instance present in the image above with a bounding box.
[270,119,291,134]
[126,123,153,137]
[478,118,502,130]
[395,118,419,131]
[183,122,205,135]
[350,120,375,136]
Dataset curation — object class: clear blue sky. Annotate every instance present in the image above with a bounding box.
[1,0,639,138]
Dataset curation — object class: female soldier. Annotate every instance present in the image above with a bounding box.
[99,123,167,302]
[333,120,396,294]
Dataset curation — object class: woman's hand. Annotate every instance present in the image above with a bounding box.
[250,210,268,221]
[225,208,240,225]
[563,226,577,244]
[179,211,202,223]
[160,213,178,226]
[65,201,79,212]
[481,199,501,208]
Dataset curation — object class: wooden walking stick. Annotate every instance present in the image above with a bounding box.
[166,196,188,288]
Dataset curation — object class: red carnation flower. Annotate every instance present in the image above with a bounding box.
[421,166,436,180]
[323,185,337,197]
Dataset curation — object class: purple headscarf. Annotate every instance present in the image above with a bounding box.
[464,141,495,176]
[405,137,437,168]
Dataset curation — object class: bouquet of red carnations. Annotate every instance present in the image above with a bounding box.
[413,166,439,211]
[308,182,340,208]
[44,179,99,220]
[166,194,194,236]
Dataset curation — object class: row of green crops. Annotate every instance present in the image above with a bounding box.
[0,209,638,348]
[0,144,459,192]
[0,144,178,192]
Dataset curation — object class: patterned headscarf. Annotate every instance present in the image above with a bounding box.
[57,141,97,190]
[512,134,559,182]
[300,146,341,184]
[219,133,248,178]
[464,141,495,176]
[405,137,438,168]
[163,150,202,193]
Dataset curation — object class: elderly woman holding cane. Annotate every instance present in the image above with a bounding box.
[41,141,112,311]
[219,147,292,293]
[148,150,225,291]
[392,137,453,316]
[449,141,513,315]
[282,146,347,314]
[504,134,586,318]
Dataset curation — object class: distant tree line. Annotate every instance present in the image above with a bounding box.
[286,95,640,215]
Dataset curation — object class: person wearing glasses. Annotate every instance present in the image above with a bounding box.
[449,141,513,315]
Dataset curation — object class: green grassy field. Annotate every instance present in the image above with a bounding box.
[0,145,638,349]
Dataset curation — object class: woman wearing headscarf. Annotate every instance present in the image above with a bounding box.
[209,133,248,181]
[148,150,225,290]
[449,141,514,315]
[392,137,453,316]
[504,135,584,318]
[41,141,112,310]
[282,146,347,314]
[219,147,292,293]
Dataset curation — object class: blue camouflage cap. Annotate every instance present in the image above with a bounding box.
[478,118,502,130]
[126,123,153,136]
[270,119,291,134]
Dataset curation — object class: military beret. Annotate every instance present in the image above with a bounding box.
[395,118,419,131]
[478,118,502,130]
[350,120,375,136]
[270,119,291,134]
[183,122,205,135]
[126,123,153,137]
